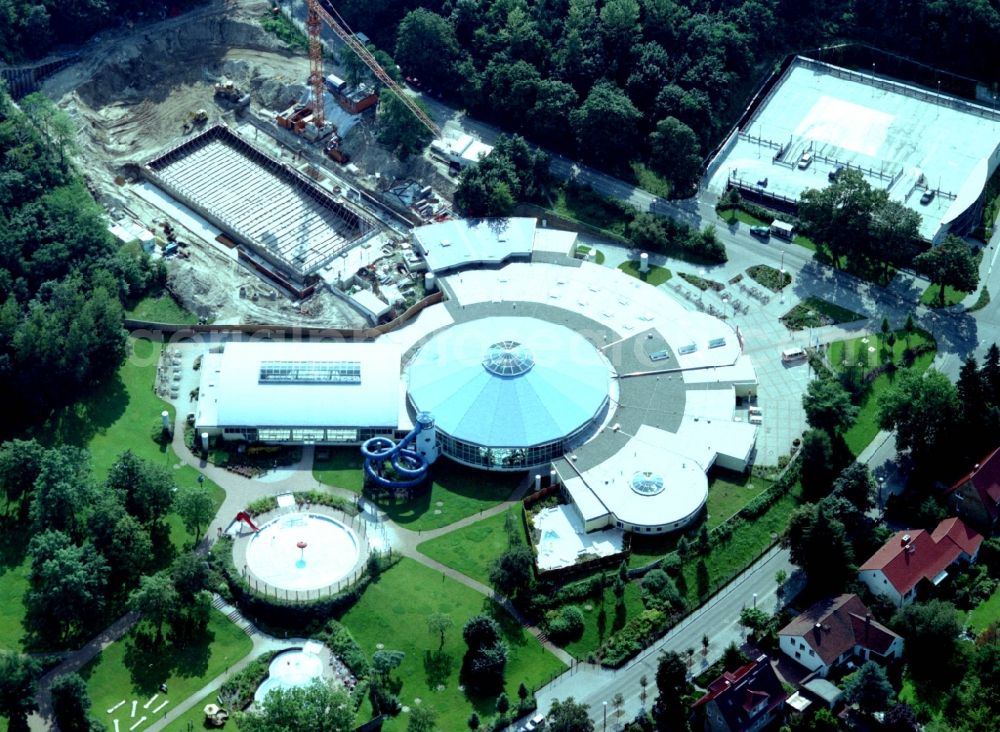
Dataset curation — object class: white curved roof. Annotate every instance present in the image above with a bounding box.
[406,317,611,447]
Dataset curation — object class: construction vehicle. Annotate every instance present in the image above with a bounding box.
[325,135,349,163]
[182,109,208,133]
[214,80,250,110]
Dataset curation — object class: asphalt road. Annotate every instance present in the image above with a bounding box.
[528,547,797,731]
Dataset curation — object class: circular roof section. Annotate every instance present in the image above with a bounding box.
[407,317,611,448]
[631,471,665,497]
[483,341,534,376]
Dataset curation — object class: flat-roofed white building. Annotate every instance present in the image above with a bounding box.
[195,341,403,444]
[707,56,1000,242]
[193,218,760,536]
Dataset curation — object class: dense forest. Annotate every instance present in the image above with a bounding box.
[0,89,162,434]
[0,0,206,63]
[330,0,1000,186]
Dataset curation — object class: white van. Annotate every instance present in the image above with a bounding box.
[781,347,807,364]
[770,220,794,239]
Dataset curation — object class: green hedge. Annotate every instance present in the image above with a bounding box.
[218,651,278,710]
[210,537,397,633]
[245,491,357,518]
[599,609,670,667]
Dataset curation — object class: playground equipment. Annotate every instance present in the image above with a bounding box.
[360,412,437,490]
[234,511,260,533]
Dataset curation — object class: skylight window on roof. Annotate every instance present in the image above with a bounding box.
[259,361,361,384]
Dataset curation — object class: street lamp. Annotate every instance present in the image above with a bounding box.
[878,477,886,513]
[753,592,757,609]
[604,701,608,731]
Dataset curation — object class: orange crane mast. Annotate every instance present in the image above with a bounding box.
[306,0,442,140]
[307,1,326,128]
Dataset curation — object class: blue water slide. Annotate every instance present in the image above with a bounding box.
[360,415,431,490]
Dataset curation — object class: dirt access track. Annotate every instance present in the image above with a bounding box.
[38,0,433,327]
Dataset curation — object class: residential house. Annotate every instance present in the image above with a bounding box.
[946,448,1000,533]
[778,594,903,677]
[692,654,788,732]
[858,517,983,607]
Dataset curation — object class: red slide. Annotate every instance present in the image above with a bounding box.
[234,511,260,532]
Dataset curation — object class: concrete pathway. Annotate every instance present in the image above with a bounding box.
[28,612,141,731]
[144,596,297,732]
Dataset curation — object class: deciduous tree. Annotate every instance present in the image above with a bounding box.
[106,450,175,525]
[547,697,594,732]
[50,673,95,732]
[0,651,40,728]
[653,650,689,731]
[891,600,963,683]
[879,369,961,475]
[394,8,460,89]
[803,378,857,435]
[236,678,354,732]
[173,484,215,541]
[25,531,109,643]
[570,81,641,168]
[427,612,453,651]
[488,543,535,602]
[377,90,433,159]
[844,661,895,714]
[914,235,979,307]
[648,116,702,195]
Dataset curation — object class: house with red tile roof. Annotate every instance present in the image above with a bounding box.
[946,448,1000,533]
[858,517,983,607]
[778,594,903,677]
[692,654,787,732]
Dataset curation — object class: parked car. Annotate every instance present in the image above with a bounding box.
[525,714,546,731]
[920,189,936,205]
[749,225,771,239]
[798,151,813,169]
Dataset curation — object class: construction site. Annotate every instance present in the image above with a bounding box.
[34,0,473,326]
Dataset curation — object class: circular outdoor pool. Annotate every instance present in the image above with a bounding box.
[254,648,324,703]
[245,513,359,592]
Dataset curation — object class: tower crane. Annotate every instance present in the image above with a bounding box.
[305,0,442,140]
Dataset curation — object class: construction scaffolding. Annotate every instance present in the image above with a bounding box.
[143,124,376,288]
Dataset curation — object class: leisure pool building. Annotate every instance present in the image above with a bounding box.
[195,218,760,534]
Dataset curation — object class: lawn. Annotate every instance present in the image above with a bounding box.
[575,244,607,265]
[313,448,366,493]
[169,690,221,731]
[316,457,523,532]
[0,502,28,650]
[83,610,253,731]
[417,509,522,585]
[258,10,309,53]
[338,558,564,731]
[966,585,1000,633]
[628,472,773,568]
[126,292,198,325]
[618,260,672,285]
[41,337,227,550]
[680,490,800,606]
[561,582,645,661]
[551,186,630,240]
[920,283,968,308]
[781,296,865,330]
[630,162,671,199]
[829,330,936,456]
[718,208,767,227]
[793,234,817,252]
[705,471,772,528]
